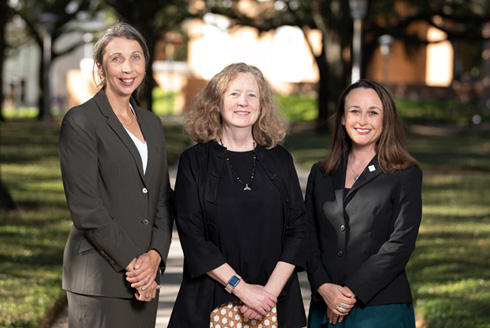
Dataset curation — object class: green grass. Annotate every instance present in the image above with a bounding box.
[0,120,189,327]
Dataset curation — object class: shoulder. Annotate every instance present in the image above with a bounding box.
[61,97,98,128]
[179,143,209,161]
[393,164,422,181]
[262,144,294,162]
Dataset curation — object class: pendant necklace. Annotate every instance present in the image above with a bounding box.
[348,159,360,181]
[224,143,256,191]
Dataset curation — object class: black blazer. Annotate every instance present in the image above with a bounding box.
[306,157,422,306]
[169,141,307,328]
[59,89,173,298]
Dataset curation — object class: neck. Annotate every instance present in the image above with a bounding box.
[220,128,254,151]
[350,145,376,163]
[105,88,132,115]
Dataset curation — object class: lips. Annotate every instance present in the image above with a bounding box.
[234,111,250,115]
[355,128,371,134]
[120,78,136,86]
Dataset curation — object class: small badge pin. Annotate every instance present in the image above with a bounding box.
[368,165,376,172]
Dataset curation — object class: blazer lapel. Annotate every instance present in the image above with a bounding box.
[94,90,146,180]
[347,156,382,197]
[132,101,154,184]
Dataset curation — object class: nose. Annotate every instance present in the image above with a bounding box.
[238,94,248,106]
[121,60,132,73]
[359,112,367,125]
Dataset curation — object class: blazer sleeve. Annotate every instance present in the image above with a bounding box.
[344,166,423,304]
[305,163,332,293]
[149,118,174,272]
[59,108,141,272]
[278,149,308,269]
[174,147,227,278]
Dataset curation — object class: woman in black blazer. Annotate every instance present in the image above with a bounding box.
[306,79,422,328]
[169,63,307,327]
[59,22,173,327]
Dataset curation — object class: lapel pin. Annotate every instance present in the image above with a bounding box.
[368,165,376,172]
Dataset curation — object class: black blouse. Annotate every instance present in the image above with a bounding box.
[214,150,283,307]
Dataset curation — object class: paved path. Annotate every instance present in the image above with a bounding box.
[51,164,311,328]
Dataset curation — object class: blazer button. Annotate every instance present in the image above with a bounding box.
[340,224,345,232]
[110,260,115,265]
[142,188,148,194]
[337,250,344,257]
[142,219,149,225]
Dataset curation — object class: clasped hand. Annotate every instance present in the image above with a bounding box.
[233,282,277,320]
[125,250,161,302]
[318,283,356,325]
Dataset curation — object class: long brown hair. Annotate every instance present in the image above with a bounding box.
[185,63,288,148]
[321,79,418,176]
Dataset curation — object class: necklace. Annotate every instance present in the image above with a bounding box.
[121,112,134,126]
[348,159,360,181]
[224,150,256,191]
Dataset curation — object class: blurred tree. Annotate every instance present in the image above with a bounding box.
[104,0,195,111]
[0,0,16,209]
[207,0,490,132]
[9,0,102,122]
[0,0,14,122]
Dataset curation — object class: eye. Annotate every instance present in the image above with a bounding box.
[111,56,121,62]
[230,92,239,97]
[248,93,257,98]
[132,54,141,60]
[349,109,360,114]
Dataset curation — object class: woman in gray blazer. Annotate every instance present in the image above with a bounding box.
[59,22,173,327]
[307,79,422,328]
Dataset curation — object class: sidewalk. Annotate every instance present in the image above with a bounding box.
[50,164,311,328]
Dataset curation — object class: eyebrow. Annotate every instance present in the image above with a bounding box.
[346,105,382,111]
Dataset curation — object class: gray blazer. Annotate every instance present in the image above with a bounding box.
[59,89,173,298]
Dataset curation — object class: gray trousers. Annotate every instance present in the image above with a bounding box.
[67,291,158,328]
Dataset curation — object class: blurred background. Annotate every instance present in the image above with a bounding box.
[1,1,489,327]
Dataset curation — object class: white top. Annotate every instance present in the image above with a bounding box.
[125,105,148,174]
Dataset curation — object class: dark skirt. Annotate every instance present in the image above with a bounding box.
[308,298,415,328]
[67,291,158,328]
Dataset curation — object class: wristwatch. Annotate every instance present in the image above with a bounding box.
[225,274,242,294]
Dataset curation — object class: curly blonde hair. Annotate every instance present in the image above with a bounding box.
[185,63,288,148]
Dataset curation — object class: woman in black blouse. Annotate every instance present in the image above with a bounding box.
[169,63,307,327]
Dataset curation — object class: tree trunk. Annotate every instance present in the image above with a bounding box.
[0,0,7,122]
[0,179,16,210]
[315,29,350,134]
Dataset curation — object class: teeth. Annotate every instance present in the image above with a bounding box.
[235,111,249,114]
[356,128,370,133]
[122,79,134,83]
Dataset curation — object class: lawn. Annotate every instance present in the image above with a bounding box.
[1,112,489,327]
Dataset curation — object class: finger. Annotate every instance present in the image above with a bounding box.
[339,315,345,323]
[130,274,152,288]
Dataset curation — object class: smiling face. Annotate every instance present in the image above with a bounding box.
[342,87,384,152]
[220,72,261,132]
[97,37,145,99]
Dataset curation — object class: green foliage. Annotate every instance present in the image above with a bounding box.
[0,121,188,327]
[275,94,318,122]
[395,98,490,125]
[153,87,178,115]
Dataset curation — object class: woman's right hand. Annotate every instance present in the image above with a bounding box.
[317,283,356,323]
[233,282,277,317]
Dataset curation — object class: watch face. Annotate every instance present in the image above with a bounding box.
[229,275,240,287]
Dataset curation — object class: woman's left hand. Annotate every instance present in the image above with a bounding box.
[327,306,345,325]
[126,250,161,291]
